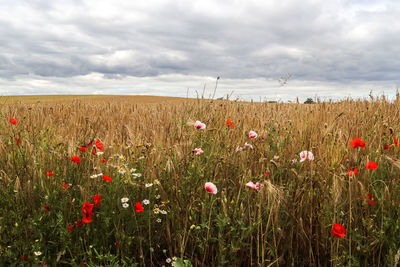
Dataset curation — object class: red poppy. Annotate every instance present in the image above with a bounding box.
[59,183,70,190]
[226,119,234,128]
[92,149,96,155]
[331,223,346,238]
[16,138,22,145]
[115,241,119,247]
[101,159,108,163]
[71,156,81,163]
[68,225,73,231]
[95,140,104,151]
[265,171,270,177]
[9,118,17,125]
[348,168,359,175]
[384,144,389,149]
[136,202,144,213]
[365,161,378,169]
[20,255,28,261]
[366,193,376,206]
[87,141,93,146]
[394,138,398,145]
[76,220,83,227]
[78,146,87,152]
[43,205,51,212]
[350,138,365,149]
[93,194,102,206]
[45,170,54,176]
[81,201,94,223]
[103,174,112,182]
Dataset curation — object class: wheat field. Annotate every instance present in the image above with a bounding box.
[1,95,400,266]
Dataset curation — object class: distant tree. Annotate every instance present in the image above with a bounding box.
[304,98,315,104]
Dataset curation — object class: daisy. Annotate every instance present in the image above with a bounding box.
[145,183,153,188]
[143,199,150,205]
[154,179,160,185]
[90,174,97,179]
[156,218,162,223]
[130,168,137,172]
[121,197,129,203]
[172,256,177,261]
[153,208,160,214]
[34,251,42,256]
[132,173,142,178]
[96,151,104,156]
[161,210,167,215]
[122,203,129,208]
[166,258,172,263]
[118,168,126,174]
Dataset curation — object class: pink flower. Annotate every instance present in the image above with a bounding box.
[204,182,217,194]
[244,142,253,149]
[194,120,206,130]
[299,151,314,162]
[235,146,243,152]
[194,148,204,155]
[246,181,262,192]
[249,130,258,139]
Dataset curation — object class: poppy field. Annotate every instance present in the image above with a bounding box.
[1,95,400,266]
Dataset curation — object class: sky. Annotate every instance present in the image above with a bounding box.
[1,0,399,101]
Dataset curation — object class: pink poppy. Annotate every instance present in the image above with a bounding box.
[249,130,258,139]
[299,151,314,162]
[194,148,204,155]
[246,181,262,192]
[204,182,217,194]
[235,146,243,152]
[194,120,206,130]
[244,142,253,149]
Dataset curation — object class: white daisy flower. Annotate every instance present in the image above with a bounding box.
[132,173,142,178]
[118,168,126,174]
[96,151,104,156]
[34,251,42,256]
[122,203,129,208]
[90,174,97,179]
[156,218,162,223]
[130,168,137,172]
[166,258,172,263]
[172,256,177,261]
[161,210,167,215]
[121,197,129,203]
[143,199,150,205]
[145,183,153,188]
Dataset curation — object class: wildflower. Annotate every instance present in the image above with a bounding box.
[16,138,22,145]
[154,179,159,185]
[265,171,270,177]
[115,241,119,247]
[365,161,378,170]
[172,256,177,261]
[71,156,81,163]
[68,225,73,231]
[81,201,94,223]
[331,224,346,238]
[96,151,104,156]
[78,146,87,152]
[160,210,167,215]
[273,155,280,161]
[155,194,161,199]
[34,251,42,256]
[384,144,389,149]
[43,205,50,212]
[130,168,137,172]
[101,159,108,163]
[9,118,18,125]
[59,183,70,190]
[93,194,102,206]
[145,183,153,188]
[90,174,97,179]
[121,197,129,203]
[136,202,144,213]
[132,173,142,178]
[118,168,126,174]
[226,119,234,127]
[204,182,218,194]
[299,151,314,162]
[350,138,366,149]
[194,148,204,155]
[291,158,298,163]
[76,220,83,227]
[95,140,104,151]
[366,193,376,206]
[45,170,54,176]
[166,258,172,263]
[235,146,243,152]
[156,218,162,223]
[122,203,129,208]
[244,142,253,149]
[103,174,112,182]
[249,130,258,139]
[246,181,262,192]
[348,168,359,175]
[119,155,125,160]
[194,120,206,130]
[143,199,150,205]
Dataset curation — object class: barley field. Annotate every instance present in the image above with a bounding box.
[1,95,400,266]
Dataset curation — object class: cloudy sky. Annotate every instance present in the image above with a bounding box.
[1,0,399,101]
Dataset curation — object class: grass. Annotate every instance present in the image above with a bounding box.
[0,95,400,266]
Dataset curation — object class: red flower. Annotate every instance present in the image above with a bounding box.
[394,138,398,145]
[71,156,81,163]
[331,223,346,238]
[348,168,359,175]
[384,144,389,149]
[92,149,96,155]
[59,183,70,190]
[265,171,270,177]
[115,241,119,247]
[350,138,365,149]
[78,146,87,152]
[226,119,234,128]
[43,205,51,212]
[103,174,112,182]
[101,159,108,163]
[87,141,93,146]
[68,225,73,231]
[93,194,102,206]
[366,193,376,206]
[76,220,83,227]
[45,170,54,176]
[16,138,22,145]
[81,201,94,223]
[365,161,378,169]
[95,140,104,151]
[136,202,144,213]
[9,118,17,125]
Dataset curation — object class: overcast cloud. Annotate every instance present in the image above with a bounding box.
[0,0,399,101]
